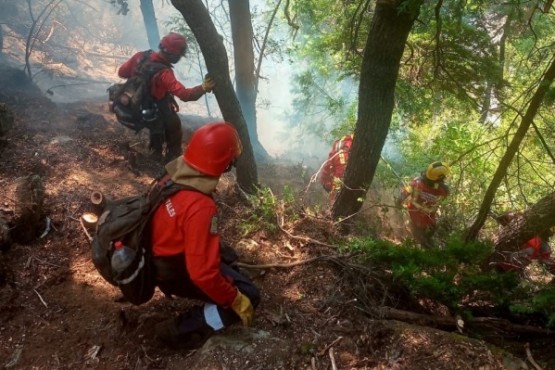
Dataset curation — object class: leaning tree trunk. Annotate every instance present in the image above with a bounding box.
[332,0,423,219]
[464,54,555,242]
[171,0,258,194]
[229,0,271,163]
[494,191,555,252]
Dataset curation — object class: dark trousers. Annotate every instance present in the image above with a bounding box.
[149,103,183,161]
[155,261,260,333]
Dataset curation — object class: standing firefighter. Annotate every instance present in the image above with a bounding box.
[320,134,354,204]
[151,122,260,348]
[116,32,216,162]
[398,161,451,248]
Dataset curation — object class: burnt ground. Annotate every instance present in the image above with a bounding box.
[0,67,554,370]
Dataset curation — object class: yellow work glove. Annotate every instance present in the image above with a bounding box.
[231,290,254,326]
[202,76,216,92]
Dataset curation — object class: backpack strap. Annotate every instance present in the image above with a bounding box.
[146,172,209,212]
[136,50,170,85]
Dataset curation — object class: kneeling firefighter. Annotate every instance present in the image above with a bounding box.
[151,122,260,347]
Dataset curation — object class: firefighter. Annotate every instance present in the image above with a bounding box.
[320,133,354,204]
[398,161,451,248]
[118,32,216,162]
[490,212,555,274]
[150,122,260,348]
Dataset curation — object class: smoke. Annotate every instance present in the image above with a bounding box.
[3,0,339,166]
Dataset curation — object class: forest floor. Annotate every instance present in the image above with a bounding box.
[0,57,554,370]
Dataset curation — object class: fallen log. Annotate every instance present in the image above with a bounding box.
[376,306,553,337]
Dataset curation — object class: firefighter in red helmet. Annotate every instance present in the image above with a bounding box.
[320,134,354,204]
[118,32,216,162]
[398,161,451,248]
[151,122,260,348]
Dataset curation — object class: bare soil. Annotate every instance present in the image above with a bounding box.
[0,57,553,370]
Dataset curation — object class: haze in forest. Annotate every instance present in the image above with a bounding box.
[43,0,329,166]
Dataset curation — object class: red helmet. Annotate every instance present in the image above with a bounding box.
[184,122,242,177]
[159,32,188,56]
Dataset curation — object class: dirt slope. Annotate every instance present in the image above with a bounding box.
[0,67,553,370]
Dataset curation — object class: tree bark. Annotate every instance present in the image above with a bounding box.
[140,0,161,51]
[332,0,423,219]
[228,0,271,162]
[465,54,555,242]
[494,191,555,252]
[170,0,258,194]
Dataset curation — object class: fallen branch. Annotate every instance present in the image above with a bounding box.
[34,289,48,308]
[376,306,554,337]
[79,216,92,242]
[237,254,350,270]
[525,342,544,370]
[39,217,51,238]
[276,217,334,247]
[318,336,343,356]
[329,347,338,370]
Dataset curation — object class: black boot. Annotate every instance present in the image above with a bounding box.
[155,308,214,349]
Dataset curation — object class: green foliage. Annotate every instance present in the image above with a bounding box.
[239,185,300,237]
[287,0,555,231]
[342,235,554,324]
[509,284,555,327]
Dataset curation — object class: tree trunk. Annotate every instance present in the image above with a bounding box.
[332,0,423,219]
[464,54,555,242]
[170,0,258,194]
[228,0,271,162]
[494,191,555,252]
[140,0,161,51]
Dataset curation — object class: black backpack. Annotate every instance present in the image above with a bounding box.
[108,50,168,132]
[91,174,190,305]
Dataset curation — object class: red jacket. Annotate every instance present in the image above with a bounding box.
[150,190,237,307]
[321,134,353,192]
[118,51,205,103]
[406,176,449,227]
[522,236,552,261]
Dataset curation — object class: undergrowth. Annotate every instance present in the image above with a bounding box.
[239,187,555,327]
[239,185,299,237]
[341,236,555,327]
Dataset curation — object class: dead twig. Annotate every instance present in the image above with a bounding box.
[236,254,350,270]
[79,216,92,242]
[329,347,338,370]
[277,219,334,247]
[275,210,334,248]
[34,289,48,308]
[311,357,317,370]
[318,336,343,357]
[525,343,544,370]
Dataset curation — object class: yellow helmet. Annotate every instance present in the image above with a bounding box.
[425,161,451,181]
